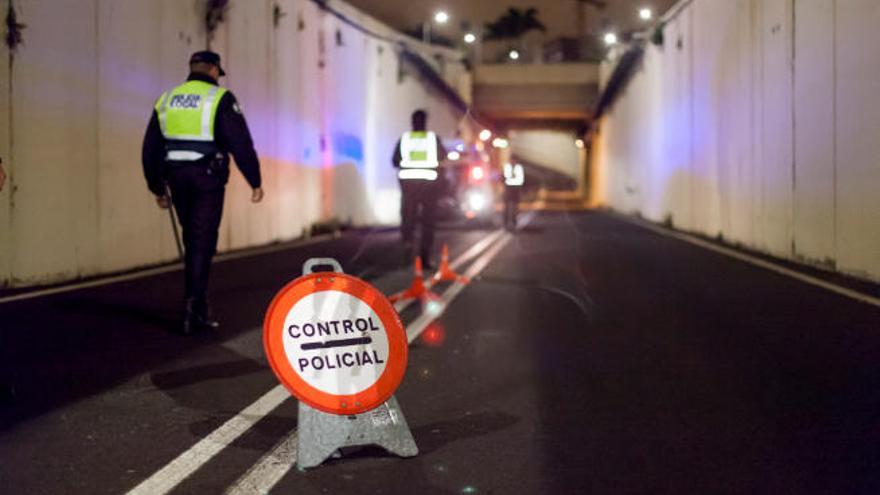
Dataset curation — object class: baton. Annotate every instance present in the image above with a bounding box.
[165,184,184,260]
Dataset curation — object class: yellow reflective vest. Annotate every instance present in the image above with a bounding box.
[504,163,524,186]
[398,131,439,180]
[154,80,228,161]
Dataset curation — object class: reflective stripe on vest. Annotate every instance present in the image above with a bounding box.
[398,169,438,181]
[504,163,524,186]
[399,131,439,169]
[155,81,228,142]
[166,150,205,161]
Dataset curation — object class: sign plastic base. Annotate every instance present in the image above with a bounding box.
[297,395,418,469]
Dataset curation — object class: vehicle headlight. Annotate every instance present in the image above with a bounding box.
[467,190,487,211]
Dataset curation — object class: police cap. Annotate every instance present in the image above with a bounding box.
[189,50,226,76]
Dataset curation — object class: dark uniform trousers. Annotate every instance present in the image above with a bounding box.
[167,163,226,306]
[503,186,520,230]
[399,179,440,262]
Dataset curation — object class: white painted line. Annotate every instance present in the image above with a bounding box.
[224,427,299,495]
[407,231,514,343]
[406,211,534,343]
[446,229,506,273]
[392,228,505,313]
[224,224,522,494]
[617,213,880,309]
[125,385,290,495]
[126,227,507,495]
[0,234,336,305]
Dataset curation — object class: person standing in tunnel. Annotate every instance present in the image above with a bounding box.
[502,162,525,231]
[392,109,447,269]
[142,50,264,335]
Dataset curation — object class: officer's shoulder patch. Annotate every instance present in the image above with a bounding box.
[232,102,242,114]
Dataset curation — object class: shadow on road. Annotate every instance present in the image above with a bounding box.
[151,358,265,390]
[411,410,520,456]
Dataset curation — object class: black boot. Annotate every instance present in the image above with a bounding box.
[182,298,219,334]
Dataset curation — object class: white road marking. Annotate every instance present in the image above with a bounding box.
[616,213,880,309]
[392,228,504,313]
[223,219,528,494]
[403,210,535,342]
[406,231,513,343]
[223,427,299,495]
[125,227,510,495]
[125,385,291,495]
[0,233,336,305]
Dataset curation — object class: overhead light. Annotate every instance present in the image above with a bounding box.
[447,151,461,161]
[508,49,520,60]
[479,129,492,141]
[464,33,477,44]
[575,139,585,149]
[434,11,449,24]
[639,8,653,21]
[603,32,618,46]
[471,166,485,181]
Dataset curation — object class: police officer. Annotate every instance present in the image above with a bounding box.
[392,110,446,269]
[502,162,524,231]
[142,50,263,334]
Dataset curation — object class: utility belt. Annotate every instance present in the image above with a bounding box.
[164,141,224,169]
[398,168,438,181]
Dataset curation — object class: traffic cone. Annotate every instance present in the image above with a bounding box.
[431,244,469,285]
[389,257,439,303]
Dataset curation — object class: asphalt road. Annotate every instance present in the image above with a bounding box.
[2,211,880,494]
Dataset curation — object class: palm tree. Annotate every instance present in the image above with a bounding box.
[483,7,547,42]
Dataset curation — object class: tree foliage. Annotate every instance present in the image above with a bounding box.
[483,7,547,41]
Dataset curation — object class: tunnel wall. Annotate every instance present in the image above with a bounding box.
[0,0,467,287]
[592,0,880,281]
[508,130,581,180]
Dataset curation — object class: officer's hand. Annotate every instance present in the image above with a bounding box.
[155,194,171,209]
[251,187,264,203]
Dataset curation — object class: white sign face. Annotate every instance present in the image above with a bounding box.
[282,290,389,396]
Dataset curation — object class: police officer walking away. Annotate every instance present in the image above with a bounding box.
[502,162,524,231]
[142,50,263,334]
[392,110,446,269]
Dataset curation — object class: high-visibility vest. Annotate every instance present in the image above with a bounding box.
[398,131,439,180]
[154,80,228,161]
[504,163,524,186]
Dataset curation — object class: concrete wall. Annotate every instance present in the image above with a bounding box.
[509,130,581,179]
[473,63,598,120]
[592,0,880,281]
[0,0,468,287]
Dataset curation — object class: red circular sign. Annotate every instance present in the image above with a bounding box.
[263,272,407,415]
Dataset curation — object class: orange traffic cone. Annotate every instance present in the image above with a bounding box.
[389,257,440,303]
[431,244,469,285]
